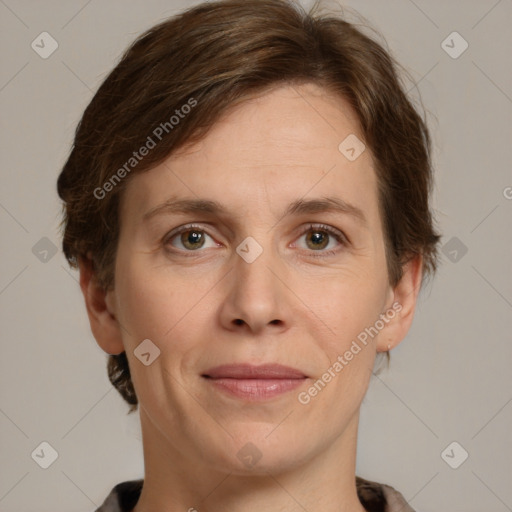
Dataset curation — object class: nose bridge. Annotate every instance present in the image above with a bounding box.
[223,230,288,331]
[233,232,279,293]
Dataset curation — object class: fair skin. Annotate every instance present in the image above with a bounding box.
[80,83,422,512]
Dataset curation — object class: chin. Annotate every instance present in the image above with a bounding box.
[203,428,313,476]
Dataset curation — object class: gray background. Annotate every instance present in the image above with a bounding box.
[1,0,511,510]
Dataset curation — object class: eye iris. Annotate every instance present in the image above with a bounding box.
[306,230,328,250]
[181,230,204,250]
[175,228,333,251]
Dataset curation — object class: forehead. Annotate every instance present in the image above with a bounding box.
[120,83,381,230]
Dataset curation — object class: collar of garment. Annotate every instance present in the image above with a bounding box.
[94,476,415,512]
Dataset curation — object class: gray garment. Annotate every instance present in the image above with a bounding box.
[95,477,415,512]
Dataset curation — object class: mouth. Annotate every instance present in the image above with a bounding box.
[202,363,308,401]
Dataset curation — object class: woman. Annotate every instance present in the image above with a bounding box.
[57,1,441,510]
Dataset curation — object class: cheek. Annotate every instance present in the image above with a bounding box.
[113,256,204,405]
[114,251,218,356]
[302,275,383,410]
[307,266,387,338]
[114,252,181,342]
[299,291,386,401]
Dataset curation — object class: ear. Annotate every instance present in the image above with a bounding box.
[78,255,125,355]
[377,254,423,352]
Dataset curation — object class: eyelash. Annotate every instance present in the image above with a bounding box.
[163,223,348,258]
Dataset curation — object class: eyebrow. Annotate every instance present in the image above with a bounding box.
[142,196,368,227]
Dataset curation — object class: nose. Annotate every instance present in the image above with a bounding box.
[218,238,291,335]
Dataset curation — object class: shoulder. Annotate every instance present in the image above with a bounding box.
[356,476,415,512]
[95,479,143,512]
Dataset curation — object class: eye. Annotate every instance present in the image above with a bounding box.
[294,223,347,257]
[164,224,218,252]
[163,222,348,257]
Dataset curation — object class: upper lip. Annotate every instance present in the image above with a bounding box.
[203,364,307,379]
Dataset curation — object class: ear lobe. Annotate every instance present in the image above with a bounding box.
[377,254,423,352]
[78,256,125,355]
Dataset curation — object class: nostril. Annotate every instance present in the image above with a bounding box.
[234,319,244,325]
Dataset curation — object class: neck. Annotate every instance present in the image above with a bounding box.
[131,408,367,512]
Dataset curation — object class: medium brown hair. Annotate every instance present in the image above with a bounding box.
[57,0,441,413]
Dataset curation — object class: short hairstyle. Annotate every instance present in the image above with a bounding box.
[57,0,442,413]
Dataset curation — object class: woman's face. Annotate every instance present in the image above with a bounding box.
[105,83,409,473]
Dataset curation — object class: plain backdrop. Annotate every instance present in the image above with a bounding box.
[0,0,511,511]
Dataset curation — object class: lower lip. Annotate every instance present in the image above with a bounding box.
[205,377,306,400]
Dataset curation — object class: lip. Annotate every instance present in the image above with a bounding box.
[203,363,307,379]
[202,364,308,401]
